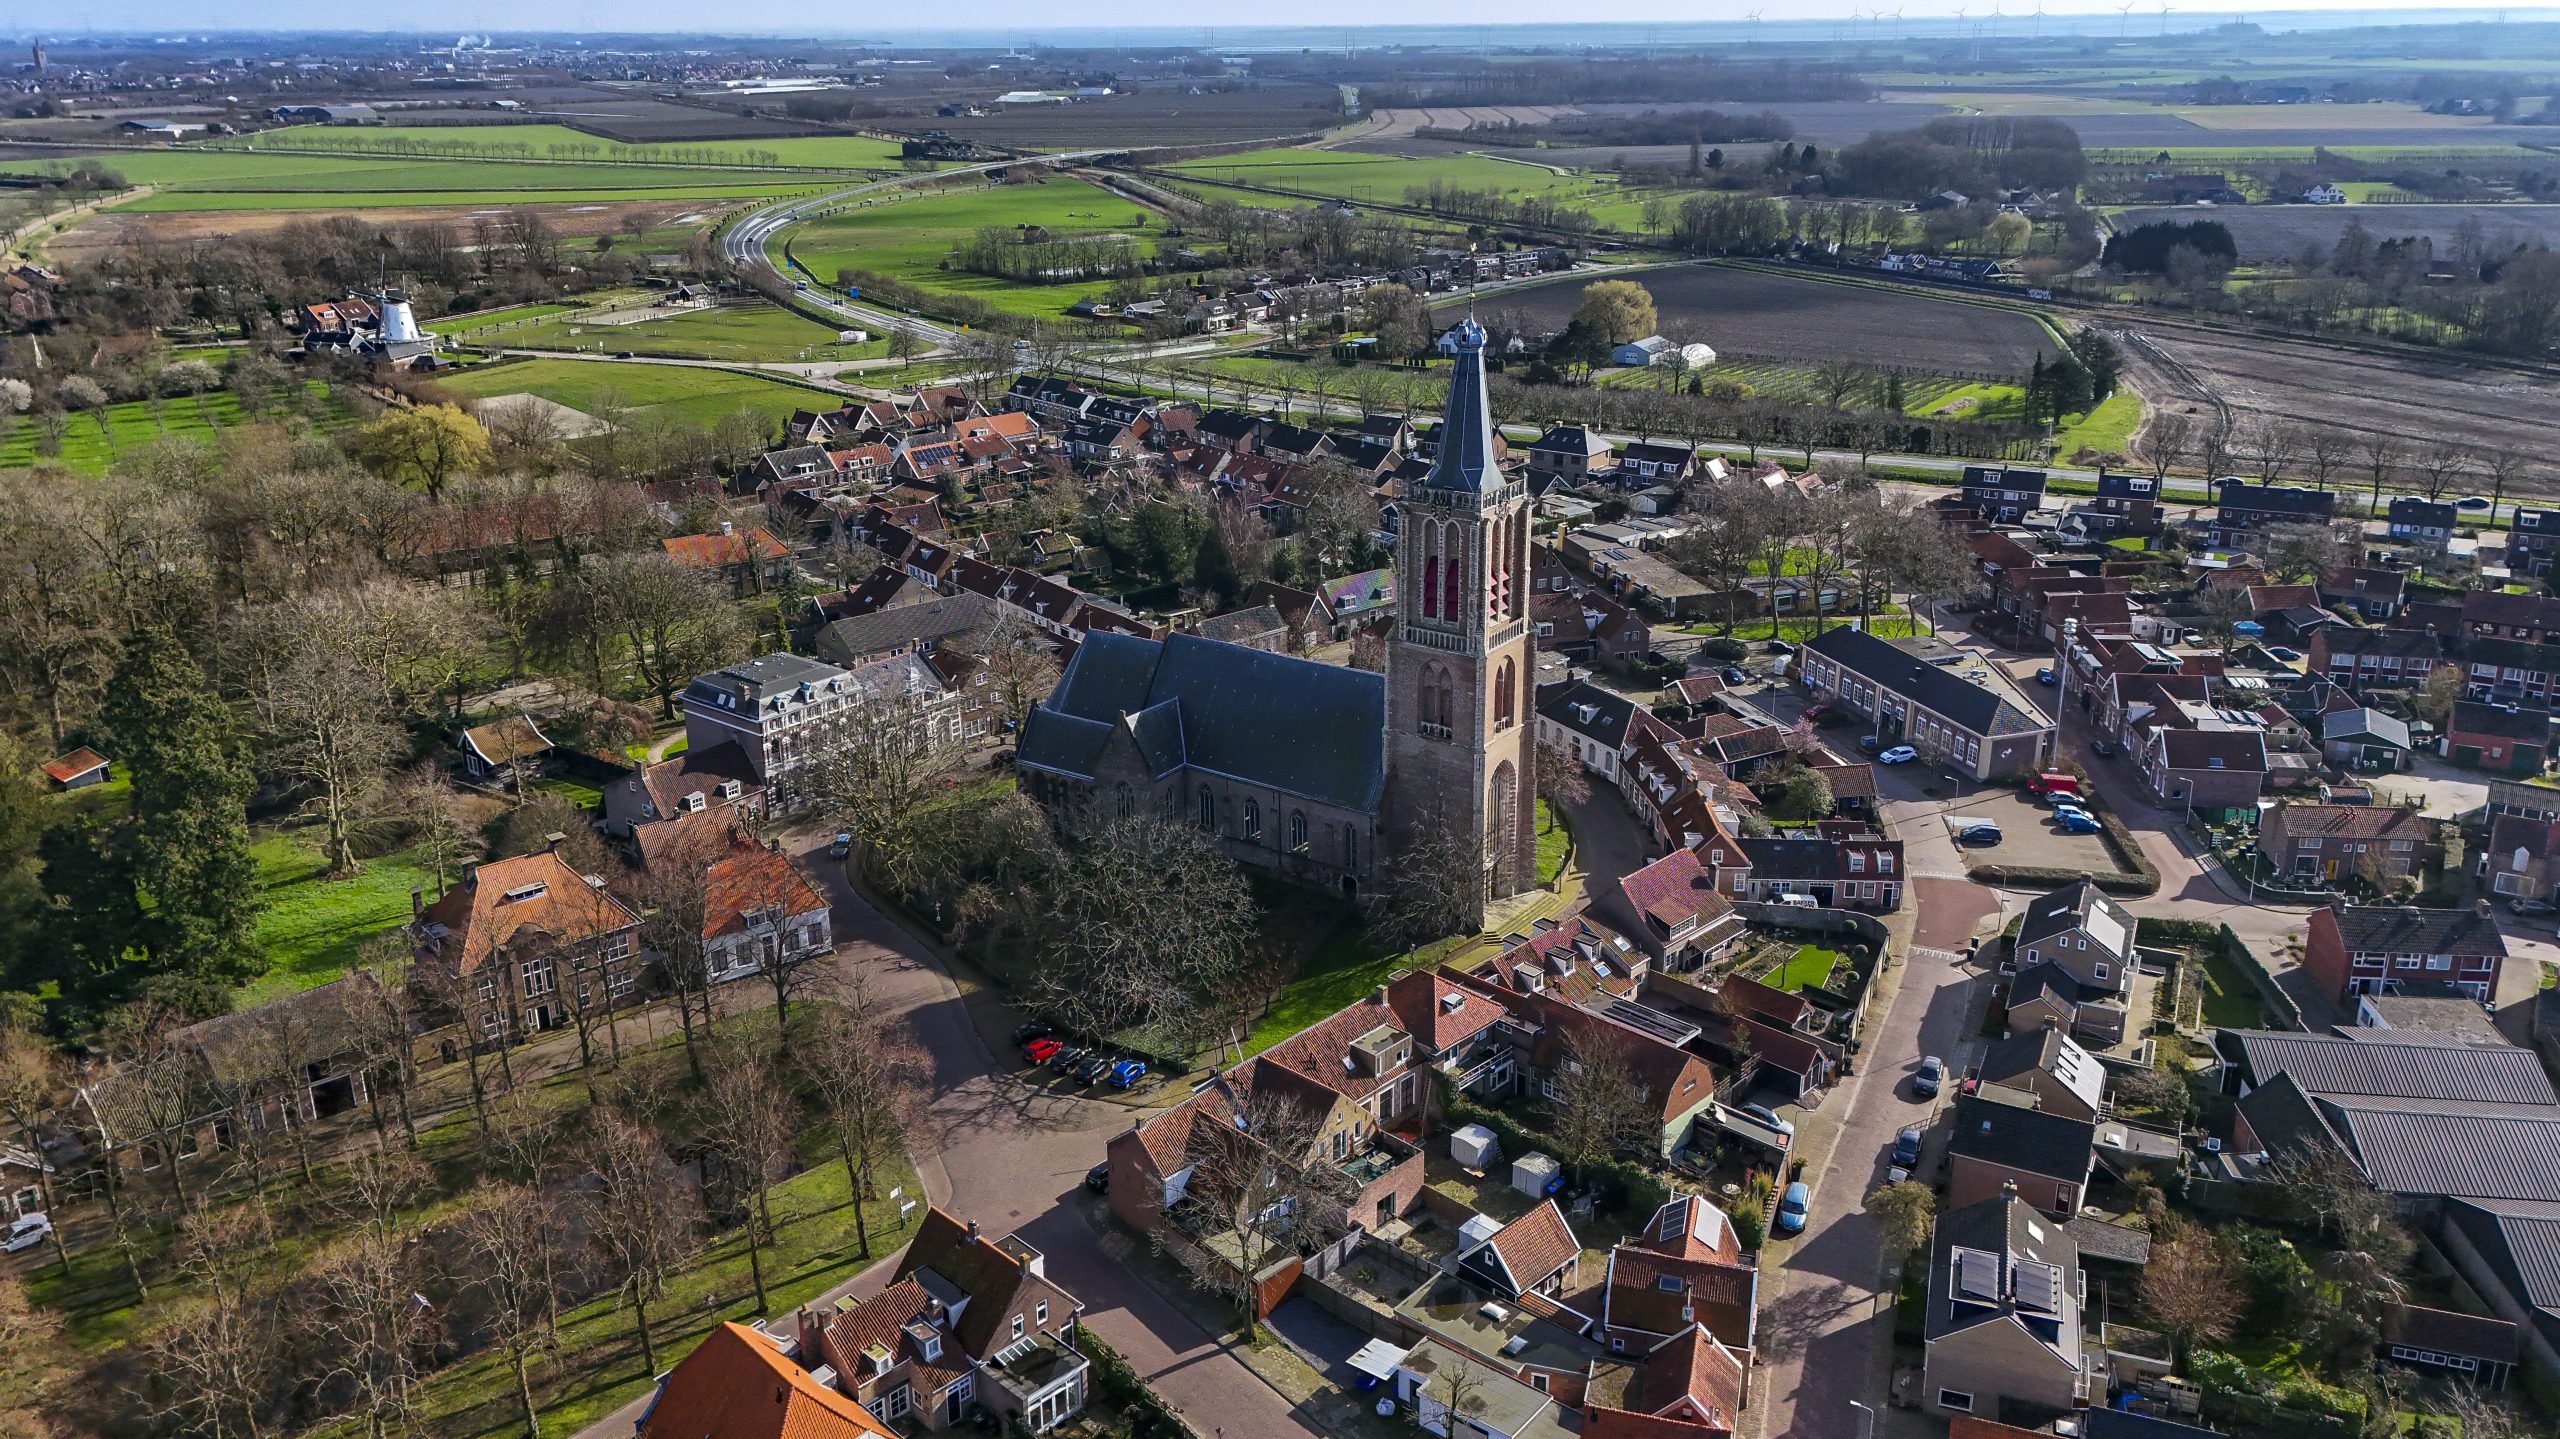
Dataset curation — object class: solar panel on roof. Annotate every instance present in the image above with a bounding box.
[2014,1260,2062,1315]
[1953,1247,2001,1303]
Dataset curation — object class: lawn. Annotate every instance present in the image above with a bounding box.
[1536,798,1570,886]
[1765,944,1841,994]
[434,357,823,431]
[433,299,585,335]
[2055,389,2144,458]
[235,831,449,1006]
[1240,896,1470,1057]
[503,302,888,363]
[781,175,1165,320]
[2196,943,2268,1030]
[0,381,355,475]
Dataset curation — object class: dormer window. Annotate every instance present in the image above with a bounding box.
[918,1332,941,1363]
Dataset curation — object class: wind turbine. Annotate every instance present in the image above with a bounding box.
[2117,1,2134,38]
[2159,0,2173,37]
[2032,0,2046,41]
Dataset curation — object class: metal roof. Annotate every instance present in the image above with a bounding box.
[2225,1030,2557,1106]
[2326,1097,2560,1201]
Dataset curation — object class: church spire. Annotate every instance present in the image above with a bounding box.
[1425,313,1501,494]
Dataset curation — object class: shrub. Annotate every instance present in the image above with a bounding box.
[1693,637,1749,663]
[1728,1202,1765,1252]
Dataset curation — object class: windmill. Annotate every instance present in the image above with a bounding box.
[2032,0,2046,41]
[2158,0,2174,37]
[2116,1,2135,38]
[1745,8,1763,42]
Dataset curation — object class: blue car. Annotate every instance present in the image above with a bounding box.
[2036,666,2057,686]
[1773,1182,1811,1236]
[2057,812,2103,834]
[1107,1058,1149,1088]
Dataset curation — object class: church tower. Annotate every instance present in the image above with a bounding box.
[1386,316,1538,917]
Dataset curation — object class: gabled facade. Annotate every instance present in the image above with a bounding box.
[1922,1187,2094,1421]
[2303,902,2509,1002]
[2012,880,2137,1001]
[411,847,643,1040]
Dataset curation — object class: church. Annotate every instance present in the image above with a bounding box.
[1015,317,1539,919]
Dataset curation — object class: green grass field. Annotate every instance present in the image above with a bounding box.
[781,176,1162,320]
[236,831,448,1006]
[1536,798,1570,886]
[2056,390,2144,458]
[0,381,354,474]
[1164,147,1623,208]
[435,356,821,430]
[500,302,888,363]
[238,122,913,171]
[434,300,585,334]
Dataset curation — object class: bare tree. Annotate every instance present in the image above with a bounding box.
[691,1036,794,1315]
[139,1278,280,1439]
[458,1182,568,1439]
[2360,432,2406,519]
[586,1108,696,1375]
[99,997,208,1213]
[1544,1028,1657,1178]
[802,967,927,1261]
[1369,804,1492,950]
[2256,520,2357,584]
[1532,739,1590,831]
[1169,1082,1356,1339]
[631,854,719,1083]
[805,688,965,898]
[2139,409,2192,484]
[242,628,403,876]
[2244,417,2303,483]
[390,765,478,902]
[1029,815,1258,1057]
[977,609,1061,736]
[2407,443,2475,504]
[2481,447,2535,519]
[2301,424,2353,494]
[2138,1224,2241,1354]
[308,1228,433,1439]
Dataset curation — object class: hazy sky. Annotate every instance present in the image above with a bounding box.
[22,3,2555,37]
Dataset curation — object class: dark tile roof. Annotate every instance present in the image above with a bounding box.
[1018,630,1387,812]
[1802,626,2034,736]
[2215,481,2335,519]
[2388,496,2458,526]
[2450,700,2551,741]
[2159,728,2269,771]
[2322,904,2508,958]
[2466,635,2560,674]
[1423,319,1505,494]
[2387,1303,2521,1363]
[2016,879,2130,952]
[2442,1197,2560,1344]
[1538,681,1640,748]
[2466,588,2560,628]
[815,592,998,664]
[1923,1188,2080,1344]
[1947,1093,2096,1182]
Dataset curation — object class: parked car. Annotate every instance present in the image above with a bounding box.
[1109,1058,1150,1088]
[1914,1056,1945,1098]
[1890,1126,1923,1174]
[1767,639,1797,656]
[1084,1161,1111,1194]
[1741,1102,1795,1136]
[1074,1052,1115,1085]
[2056,812,2103,834]
[1955,822,2002,846]
[2266,646,2303,662]
[1878,745,1918,764]
[2181,629,2204,644]
[1801,701,1833,723]
[1048,1045,1087,1072]
[2,1213,48,1254]
[1773,1182,1811,1236]
[1722,666,1749,684]
[829,832,853,858]
[2036,666,2056,686]
[2050,804,2093,823]
[1022,1036,1062,1064]
[2091,739,2117,758]
[2459,495,2492,510]
[1010,1021,1053,1046]
[2512,897,2556,917]
[614,350,634,359]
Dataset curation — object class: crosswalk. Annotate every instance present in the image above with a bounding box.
[1904,946,1969,970]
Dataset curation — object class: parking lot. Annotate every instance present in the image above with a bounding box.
[1931,788,2123,873]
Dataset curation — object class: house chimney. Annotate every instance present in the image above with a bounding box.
[545,831,568,855]
[965,1218,982,1242]
[2476,897,2494,919]
[721,520,735,536]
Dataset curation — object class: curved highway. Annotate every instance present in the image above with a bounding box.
[719,151,1116,351]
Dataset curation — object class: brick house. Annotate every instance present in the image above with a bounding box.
[2302,903,2510,1002]
[2445,702,2553,775]
[1457,1198,1583,1301]
[1921,1186,2095,1422]
[2209,481,2334,549]
[1726,824,1905,912]
[2083,470,2161,537]
[2479,813,2560,905]
[1612,848,1748,970]
[2309,626,2444,697]
[1532,588,1654,670]
[797,1208,1090,1432]
[1525,425,1613,486]
[1797,627,2055,781]
[2503,507,2560,578]
[2011,880,2136,1003]
[637,1322,897,1439]
[2463,590,2560,646]
[1601,1194,1758,1357]
[2387,496,2458,547]
[1959,465,2047,523]
[2139,727,2267,816]
[411,847,643,1041]
[1945,1095,2096,1217]
[700,840,836,988]
[2318,567,2408,621]
[2258,803,2430,886]
[2465,637,2560,708]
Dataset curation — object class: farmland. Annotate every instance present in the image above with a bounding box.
[235,122,913,171]
[779,174,1164,319]
[496,301,889,363]
[1467,263,2059,374]
[434,357,824,431]
[903,81,1345,149]
[1164,146,1631,208]
[2112,202,2560,262]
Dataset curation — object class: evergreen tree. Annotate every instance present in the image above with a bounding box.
[96,634,263,985]
[34,819,139,1011]
[1192,524,1241,610]
[1707,148,1725,171]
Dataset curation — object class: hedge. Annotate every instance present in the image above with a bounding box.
[1965,862,2160,896]
[1079,1331,1201,1439]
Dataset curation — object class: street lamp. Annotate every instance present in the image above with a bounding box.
[1848,1399,1877,1439]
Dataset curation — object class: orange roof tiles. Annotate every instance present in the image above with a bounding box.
[638,1321,898,1439]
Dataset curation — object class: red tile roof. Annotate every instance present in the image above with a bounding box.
[1639,1325,1746,1429]
[40,746,108,784]
[664,527,790,568]
[1385,969,1506,1053]
[639,1322,898,1439]
[1481,1199,1581,1291]
[704,846,830,939]
[1617,850,1732,935]
[417,851,639,976]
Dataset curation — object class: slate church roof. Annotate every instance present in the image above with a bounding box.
[1017,629,1388,812]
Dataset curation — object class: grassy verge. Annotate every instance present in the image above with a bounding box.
[1536,798,1570,886]
[1241,911,1468,1057]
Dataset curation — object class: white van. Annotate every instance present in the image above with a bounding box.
[1775,893,1820,909]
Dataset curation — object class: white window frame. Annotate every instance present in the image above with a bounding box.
[1938,1390,1974,1413]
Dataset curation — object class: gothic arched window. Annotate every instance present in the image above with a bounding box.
[1495,659,1517,730]
[1115,782,1134,819]
[1445,555,1464,625]
[1289,811,1308,851]
[1243,800,1262,841]
[1421,522,1442,619]
[1198,785,1217,832]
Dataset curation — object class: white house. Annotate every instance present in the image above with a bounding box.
[701,844,835,985]
[2303,183,2348,204]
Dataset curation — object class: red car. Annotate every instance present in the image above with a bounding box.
[1022,1037,1063,1064]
